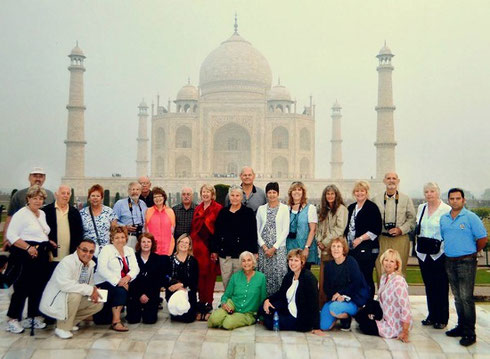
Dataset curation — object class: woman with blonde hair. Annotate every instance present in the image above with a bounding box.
[416,182,451,329]
[261,249,320,332]
[286,182,318,269]
[355,249,412,342]
[190,184,222,320]
[5,185,53,333]
[166,234,199,323]
[94,226,140,331]
[344,180,382,298]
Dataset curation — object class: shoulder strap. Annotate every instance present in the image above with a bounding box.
[88,207,102,245]
[416,205,427,236]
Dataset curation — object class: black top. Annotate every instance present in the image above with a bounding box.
[268,269,320,332]
[344,199,382,251]
[139,191,154,208]
[172,203,196,241]
[43,202,84,257]
[210,205,258,258]
[323,256,369,307]
[129,252,168,301]
[165,254,199,306]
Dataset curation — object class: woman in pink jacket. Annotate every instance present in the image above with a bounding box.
[145,187,175,255]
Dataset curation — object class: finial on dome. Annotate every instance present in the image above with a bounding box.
[234,12,238,34]
[187,77,190,85]
[278,77,281,85]
[76,40,79,47]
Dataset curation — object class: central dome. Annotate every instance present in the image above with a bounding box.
[199,32,273,97]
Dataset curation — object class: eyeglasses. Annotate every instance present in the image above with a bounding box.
[78,247,95,254]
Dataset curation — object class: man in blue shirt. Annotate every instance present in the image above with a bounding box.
[113,182,148,249]
[440,188,487,346]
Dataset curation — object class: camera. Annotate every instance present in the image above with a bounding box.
[288,232,297,239]
[384,222,396,231]
[135,224,143,237]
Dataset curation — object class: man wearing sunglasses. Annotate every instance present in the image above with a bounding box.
[40,239,103,339]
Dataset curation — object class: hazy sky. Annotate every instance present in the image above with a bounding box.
[1,0,489,197]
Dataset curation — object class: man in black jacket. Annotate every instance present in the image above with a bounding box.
[44,185,84,263]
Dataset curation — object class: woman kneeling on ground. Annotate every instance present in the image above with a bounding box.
[355,249,412,342]
[207,251,266,330]
[165,234,199,323]
[260,249,320,332]
[320,237,369,331]
[94,226,139,331]
[126,233,167,324]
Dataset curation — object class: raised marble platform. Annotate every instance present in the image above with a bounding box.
[1,290,490,359]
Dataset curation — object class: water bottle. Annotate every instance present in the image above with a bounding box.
[273,311,280,333]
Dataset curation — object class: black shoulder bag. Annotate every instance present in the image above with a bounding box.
[416,205,442,255]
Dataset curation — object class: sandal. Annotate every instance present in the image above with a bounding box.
[111,322,128,332]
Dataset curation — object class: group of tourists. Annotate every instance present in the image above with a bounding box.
[2,166,487,347]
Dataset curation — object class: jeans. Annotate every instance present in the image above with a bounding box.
[419,255,449,324]
[445,257,477,336]
[320,300,358,330]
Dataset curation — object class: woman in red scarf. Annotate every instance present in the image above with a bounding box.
[190,184,222,320]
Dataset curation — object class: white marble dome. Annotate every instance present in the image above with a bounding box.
[70,45,85,57]
[199,32,272,96]
[176,83,199,101]
[268,83,291,101]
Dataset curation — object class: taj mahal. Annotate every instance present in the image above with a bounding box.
[62,18,397,200]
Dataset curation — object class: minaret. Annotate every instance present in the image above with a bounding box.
[136,99,149,176]
[330,100,343,179]
[64,42,87,178]
[375,42,397,179]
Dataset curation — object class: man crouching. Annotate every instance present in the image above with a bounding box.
[40,239,103,339]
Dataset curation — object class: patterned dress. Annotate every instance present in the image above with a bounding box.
[80,205,117,255]
[258,206,288,296]
[376,273,412,338]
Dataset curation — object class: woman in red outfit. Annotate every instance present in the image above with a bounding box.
[190,184,222,320]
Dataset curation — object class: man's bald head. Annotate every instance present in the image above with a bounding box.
[138,176,151,196]
[56,184,72,207]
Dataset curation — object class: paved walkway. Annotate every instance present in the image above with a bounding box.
[1,289,490,359]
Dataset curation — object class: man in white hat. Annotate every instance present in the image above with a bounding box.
[2,167,55,249]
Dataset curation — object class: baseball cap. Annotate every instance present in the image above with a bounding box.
[30,167,46,175]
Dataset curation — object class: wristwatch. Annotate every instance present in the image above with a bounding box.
[305,245,310,249]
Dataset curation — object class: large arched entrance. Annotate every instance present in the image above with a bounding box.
[213,123,251,176]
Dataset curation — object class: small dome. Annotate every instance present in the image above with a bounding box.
[70,44,85,57]
[139,99,148,108]
[332,99,341,109]
[378,43,393,56]
[268,83,291,102]
[176,83,199,101]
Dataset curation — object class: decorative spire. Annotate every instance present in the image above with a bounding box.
[76,40,79,47]
[187,77,190,85]
[234,12,238,34]
[278,77,281,85]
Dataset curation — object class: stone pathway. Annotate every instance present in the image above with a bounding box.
[1,290,490,358]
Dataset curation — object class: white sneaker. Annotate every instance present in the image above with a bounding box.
[72,326,79,332]
[55,328,73,339]
[6,320,24,334]
[21,317,47,329]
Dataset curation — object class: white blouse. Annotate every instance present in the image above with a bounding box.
[415,201,451,261]
[7,206,50,244]
[94,244,140,286]
[286,279,299,318]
